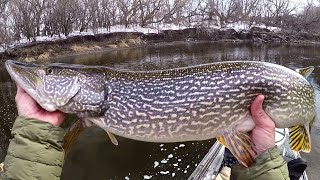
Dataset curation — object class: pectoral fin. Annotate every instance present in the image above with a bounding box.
[63,120,85,155]
[289,123,311,152]
[107,131,119,146]
[217,132,257,167]
[86,117,119,146]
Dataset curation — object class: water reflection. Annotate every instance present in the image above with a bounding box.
[0,42,320,179]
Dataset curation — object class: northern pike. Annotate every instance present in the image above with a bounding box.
[5,60,316,167]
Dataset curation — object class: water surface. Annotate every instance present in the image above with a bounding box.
[0,41,319,179]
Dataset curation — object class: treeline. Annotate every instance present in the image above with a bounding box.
[0,0,320,48]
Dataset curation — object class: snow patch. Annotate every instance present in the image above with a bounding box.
[143,175,153,179]
[167,154,173,159]
[154,161,159,168]
[160,171,170,175]
[161,159,168,164]
[225,22,250,31]
[224,22,281,32]
[254,24,281,32]
[179,144,185,148]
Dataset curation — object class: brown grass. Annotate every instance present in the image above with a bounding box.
[70,45,102,53]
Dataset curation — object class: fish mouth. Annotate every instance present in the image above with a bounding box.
[5,60,41,100]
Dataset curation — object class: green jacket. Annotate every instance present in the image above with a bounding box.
[3,116,289,180]
[3,116,65,180]
[231,147,289,180]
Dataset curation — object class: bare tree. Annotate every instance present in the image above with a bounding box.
[199,0,242,27]
[117,0,138,27]
[97,0,117,31]
[294,1,320,32]
[137,0,162,27]
[237,0,260,22]
[55,0,79,36]
[31,0,48,36]
[159,0,188,25]
[0,0,9,12]
[247,0,264,26]
[77,0,99,32]
[183,0,203,24]
[136,0,186,27]
[7,0,47,40]
[263,0,298,27]
[10,0,37,41]
[43,0,61,37]
[0,0,12,49]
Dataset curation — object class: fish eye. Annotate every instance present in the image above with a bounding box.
[46,68,53,75]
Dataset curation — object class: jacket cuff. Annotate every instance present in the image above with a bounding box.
[231,146,289,180]
[4,116,66,179]
[9,116,66,164]
[255,146,281,164]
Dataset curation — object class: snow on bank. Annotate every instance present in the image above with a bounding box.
[1,23,189,51]
[225,22,281,32]
[0,22,281,52]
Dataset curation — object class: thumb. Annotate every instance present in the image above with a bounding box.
[15,85,25,102]
[250,95,273,126]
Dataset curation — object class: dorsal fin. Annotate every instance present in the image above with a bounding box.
[295,66,315,78]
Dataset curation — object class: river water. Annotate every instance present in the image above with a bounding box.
[0,41,319,179]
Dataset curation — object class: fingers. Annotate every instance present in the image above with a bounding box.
[250,95,275,128]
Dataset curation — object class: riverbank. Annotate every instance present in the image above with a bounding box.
[1,27,320,62]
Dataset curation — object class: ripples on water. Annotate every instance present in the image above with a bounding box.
[0,42,320,179]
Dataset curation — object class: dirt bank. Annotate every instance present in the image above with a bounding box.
[1,27,320,62]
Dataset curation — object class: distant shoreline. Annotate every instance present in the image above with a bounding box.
[1,27,320,62]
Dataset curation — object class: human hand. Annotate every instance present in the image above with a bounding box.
[250,95,275,158]
[15,85,65,126]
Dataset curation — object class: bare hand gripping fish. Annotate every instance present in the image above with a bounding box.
[5,60,316,167]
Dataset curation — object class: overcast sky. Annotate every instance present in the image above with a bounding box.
[294,0,319,6]
[290,0,319,13]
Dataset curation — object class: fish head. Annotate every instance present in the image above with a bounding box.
[5,60,107,115]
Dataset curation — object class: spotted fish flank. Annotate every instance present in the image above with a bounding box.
[5,60,316,167]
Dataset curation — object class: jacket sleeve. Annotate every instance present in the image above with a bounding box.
[231,146,289,180]
[3,116,65,180]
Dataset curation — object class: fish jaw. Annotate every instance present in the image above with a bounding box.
[5,60,58,111]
